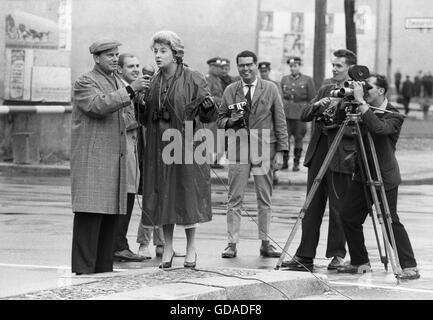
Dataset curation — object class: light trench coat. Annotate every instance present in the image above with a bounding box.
[70,64,135,215]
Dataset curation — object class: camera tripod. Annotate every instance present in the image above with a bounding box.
[275,108,404,282]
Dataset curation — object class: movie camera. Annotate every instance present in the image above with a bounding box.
[318,65,372,128]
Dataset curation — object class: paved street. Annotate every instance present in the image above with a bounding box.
[1,171,433,300]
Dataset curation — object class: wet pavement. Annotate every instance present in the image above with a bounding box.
[1,171,433,300]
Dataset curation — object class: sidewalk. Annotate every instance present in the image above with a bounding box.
[1,147,433,186]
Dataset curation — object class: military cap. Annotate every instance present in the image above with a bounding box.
[89,39,122,54]
[207,57,222,66]
[287,56,302,65]
[220,58,230,66]
[258,61,271,69]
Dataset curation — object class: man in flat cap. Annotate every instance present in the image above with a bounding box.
[280,56,316,171]
[205,57,225,168]
[70,39,149,275]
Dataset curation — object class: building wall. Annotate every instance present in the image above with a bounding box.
[71,0,259,82]
[391,0,433,80]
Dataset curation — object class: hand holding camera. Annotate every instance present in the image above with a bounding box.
[201,95,215,109]
[228,101,247,127]
[313,97,331,114]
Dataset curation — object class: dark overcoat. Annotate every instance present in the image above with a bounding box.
[140,64,217,226]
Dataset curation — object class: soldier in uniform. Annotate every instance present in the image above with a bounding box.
[220,58,238,92]
[258,61,283,185]
[205,57,225,168]
[280,56,316,171]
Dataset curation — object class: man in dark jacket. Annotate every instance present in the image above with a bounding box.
[337,74,420,280]
[281,49,358,272]
[401,75,413,115]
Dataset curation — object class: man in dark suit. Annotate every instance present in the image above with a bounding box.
[282,49,358,271]
[401,75,413,115]
[337,74,420,280]
[217,50,288,258]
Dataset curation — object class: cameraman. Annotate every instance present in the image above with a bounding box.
[282,49,357,271]
[337,74,420,280]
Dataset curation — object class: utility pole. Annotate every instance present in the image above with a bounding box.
[344,0,357,54]
[313,0,327,89]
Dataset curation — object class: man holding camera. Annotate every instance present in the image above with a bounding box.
[282,49,357,271]
[336,74,420,280]
[217,50,288,259]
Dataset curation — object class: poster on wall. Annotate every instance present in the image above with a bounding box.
[291,12,304,33]
[5,11,59,50]
[283,33,305,59]
[4,49,33,100]
[259,11,274,32]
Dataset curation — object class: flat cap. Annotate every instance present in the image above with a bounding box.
[220,58,230,66]
[207,57,222,66]
[89,39,122,54]
[287,56,302,65]
[258,61,271,69]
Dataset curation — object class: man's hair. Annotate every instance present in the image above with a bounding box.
[333,49,357,66]
[370,73,389,94]
[236,50,257,64]
[118,53,136,68]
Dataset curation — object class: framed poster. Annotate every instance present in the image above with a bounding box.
[291,12,304,33]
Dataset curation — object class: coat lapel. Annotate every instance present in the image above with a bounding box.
[251,79,263,114]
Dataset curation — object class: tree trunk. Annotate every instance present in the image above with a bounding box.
[345,0,357,54]
[313,0,327,89]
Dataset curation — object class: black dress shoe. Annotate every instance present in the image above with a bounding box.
[159,252,175,269]
[260,244,281,258]
[221,243,237,258]
[114,249,147,262]
[281,256,314,271]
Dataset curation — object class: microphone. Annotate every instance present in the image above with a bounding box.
[142,64,155,78]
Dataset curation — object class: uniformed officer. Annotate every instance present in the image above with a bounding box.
[205,57,225,168]
[280,56,316,171]
[220,58,238,91]
[258,61,283,185]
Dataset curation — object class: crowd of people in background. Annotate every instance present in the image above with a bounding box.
[394,69,432,117]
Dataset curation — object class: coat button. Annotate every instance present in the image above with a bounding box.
[120,153,124,157]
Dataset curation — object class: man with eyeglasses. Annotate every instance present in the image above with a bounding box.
[217,50,288,259]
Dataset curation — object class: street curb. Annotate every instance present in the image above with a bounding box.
[1,163,432,186]
[90,269,329,300]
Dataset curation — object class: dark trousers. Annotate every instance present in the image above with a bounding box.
[340,181,417,269]
[285,119,307,164]
[71,212,119,274]
[402,96,411,115]
[296,134,349,260]
[114,193,135,252]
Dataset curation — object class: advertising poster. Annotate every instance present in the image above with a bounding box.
[259,11,274,32]
[291,12,304,33]
[283,33,305,59]
[5,10,59,50]
[4,49,33,100]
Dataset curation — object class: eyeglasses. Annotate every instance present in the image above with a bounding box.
[237,63,255,69]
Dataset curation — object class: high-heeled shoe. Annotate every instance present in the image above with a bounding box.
[184,253,197,268]
[159,251,175,269]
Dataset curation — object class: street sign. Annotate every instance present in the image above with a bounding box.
[405,17,433,29]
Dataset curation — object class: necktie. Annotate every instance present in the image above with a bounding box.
[245,84,252,107]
